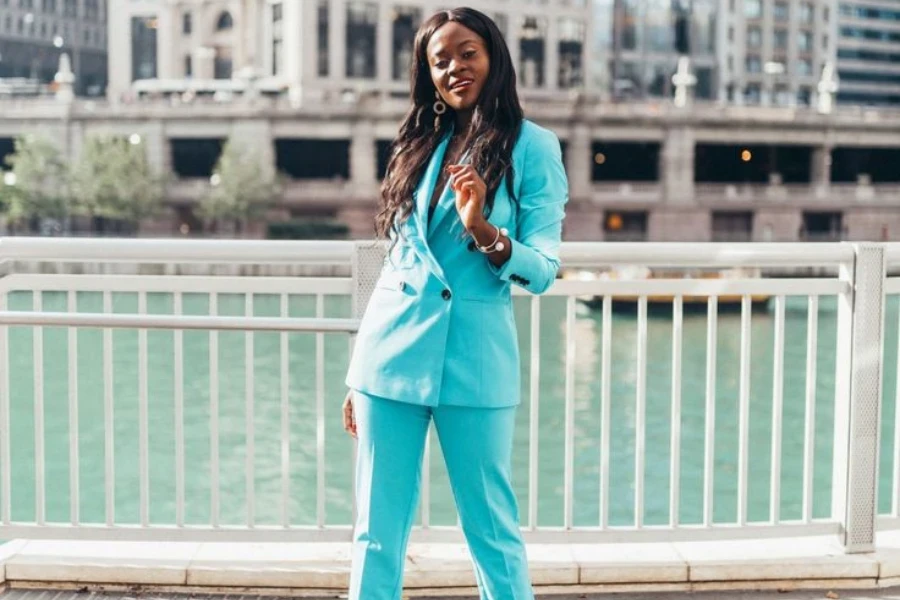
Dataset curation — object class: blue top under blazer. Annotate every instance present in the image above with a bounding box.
[345,119,569,408]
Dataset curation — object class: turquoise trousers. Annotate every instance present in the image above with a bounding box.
[349,389,535,600]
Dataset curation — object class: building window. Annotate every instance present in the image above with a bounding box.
[558,17,584,88]
[63,0,75,17]
[712,211,753,242]
[798,59,812,76]
[799,31,812,52]
[747,26,762,48]
[603,211,648,242]
[216,11,233,31]
[317,0,329,76]
[801,212,843,242]
[346,1,377,79]
[746,55,762,73]
[773,2,788,20]
[800,2,814,23]
[744,0,761,19]
[272,2,282,23]
[392,6,421,80]
[275,139,351,179]
[214,46,232,79]
[182,11,192,34]
[519,16,546,87]
[41,0,56,12]
[84,0,97,19]
[745,84,761,103]
[184,55,192,77]
[620,0,638,49]
[797,87,811,105]
[131,16,157,81]
[272,38,283,76]
[774,28,788,50]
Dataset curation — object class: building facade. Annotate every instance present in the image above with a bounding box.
[837,0,900,106]
[108,0,594,103]
[0,0,108,95]
[716,0,838,106]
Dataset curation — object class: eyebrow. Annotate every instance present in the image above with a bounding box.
[430,38,480,58]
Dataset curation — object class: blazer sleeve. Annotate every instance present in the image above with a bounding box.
[487,126,569,294]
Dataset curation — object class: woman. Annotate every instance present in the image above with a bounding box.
[342,7,568,599]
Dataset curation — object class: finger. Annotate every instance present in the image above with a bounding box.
[450,172,477,190]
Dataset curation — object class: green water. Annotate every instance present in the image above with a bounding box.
[2,291,899,529]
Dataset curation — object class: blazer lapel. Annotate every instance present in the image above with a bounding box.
[426,148,471,239]
[415,133,451,233]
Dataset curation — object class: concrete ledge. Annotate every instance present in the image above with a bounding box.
[675,537,879,583]
[0,535,898,594]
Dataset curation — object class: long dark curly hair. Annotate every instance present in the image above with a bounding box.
[374,7,524,240]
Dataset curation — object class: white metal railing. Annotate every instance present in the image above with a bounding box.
[0,237,894,552]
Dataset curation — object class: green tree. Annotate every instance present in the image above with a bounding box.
[70,135,166,234]
[199,139,281,235]
[3,134,69,233]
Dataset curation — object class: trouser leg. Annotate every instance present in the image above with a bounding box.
[349,390,430,600]
[433,404,534,600]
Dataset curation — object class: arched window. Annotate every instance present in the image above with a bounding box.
[216,11,233,31]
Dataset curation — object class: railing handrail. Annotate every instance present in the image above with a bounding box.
[0,237,860,268]
[0,311,360,332]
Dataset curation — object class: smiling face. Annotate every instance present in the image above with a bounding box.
[426,21,491,113]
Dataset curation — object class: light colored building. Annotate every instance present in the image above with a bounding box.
[107,0,595,103]
[837,0,900,106]
[0,0,108,96]
[591,0,718,101]
[714,0,837,106]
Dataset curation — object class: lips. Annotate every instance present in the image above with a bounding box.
[450,79,474,92]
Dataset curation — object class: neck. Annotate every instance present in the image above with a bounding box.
[455,109,473,133]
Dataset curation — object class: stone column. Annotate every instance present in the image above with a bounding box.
[811,144,831,196]
[157,2,175,79]
[351,118,377,195]
[283,0,303,91]
[567,123,592,201]
[377,1,392,89]
[661,126,695,205]
[143,121,169,175]
[329,0,347,84]
[545,16,559,91]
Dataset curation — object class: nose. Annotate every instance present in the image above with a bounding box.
[447,59,468,78]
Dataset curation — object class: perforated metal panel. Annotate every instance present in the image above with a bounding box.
[846,243,885,552]
[351,240,387,319]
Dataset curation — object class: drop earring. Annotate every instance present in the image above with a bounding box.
[433,90,447,131]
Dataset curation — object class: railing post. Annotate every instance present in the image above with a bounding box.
[351,240,386,319]
[832,243,885,553]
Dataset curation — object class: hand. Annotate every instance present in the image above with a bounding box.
[447,164,487,232]
[342,390,357,439]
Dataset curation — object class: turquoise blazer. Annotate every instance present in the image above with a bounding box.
[345,119,569,408]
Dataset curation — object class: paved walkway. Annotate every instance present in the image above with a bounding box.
[6,589,900,600]
[6,533,900,597]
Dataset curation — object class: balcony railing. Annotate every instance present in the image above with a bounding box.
[0,238,896,554]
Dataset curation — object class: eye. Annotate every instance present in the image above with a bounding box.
[435,59,449,69]
[463,50,476,59]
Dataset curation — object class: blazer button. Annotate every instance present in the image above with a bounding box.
[467,241,476,252]
[441,289,452,300]
[399,281,407,291]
